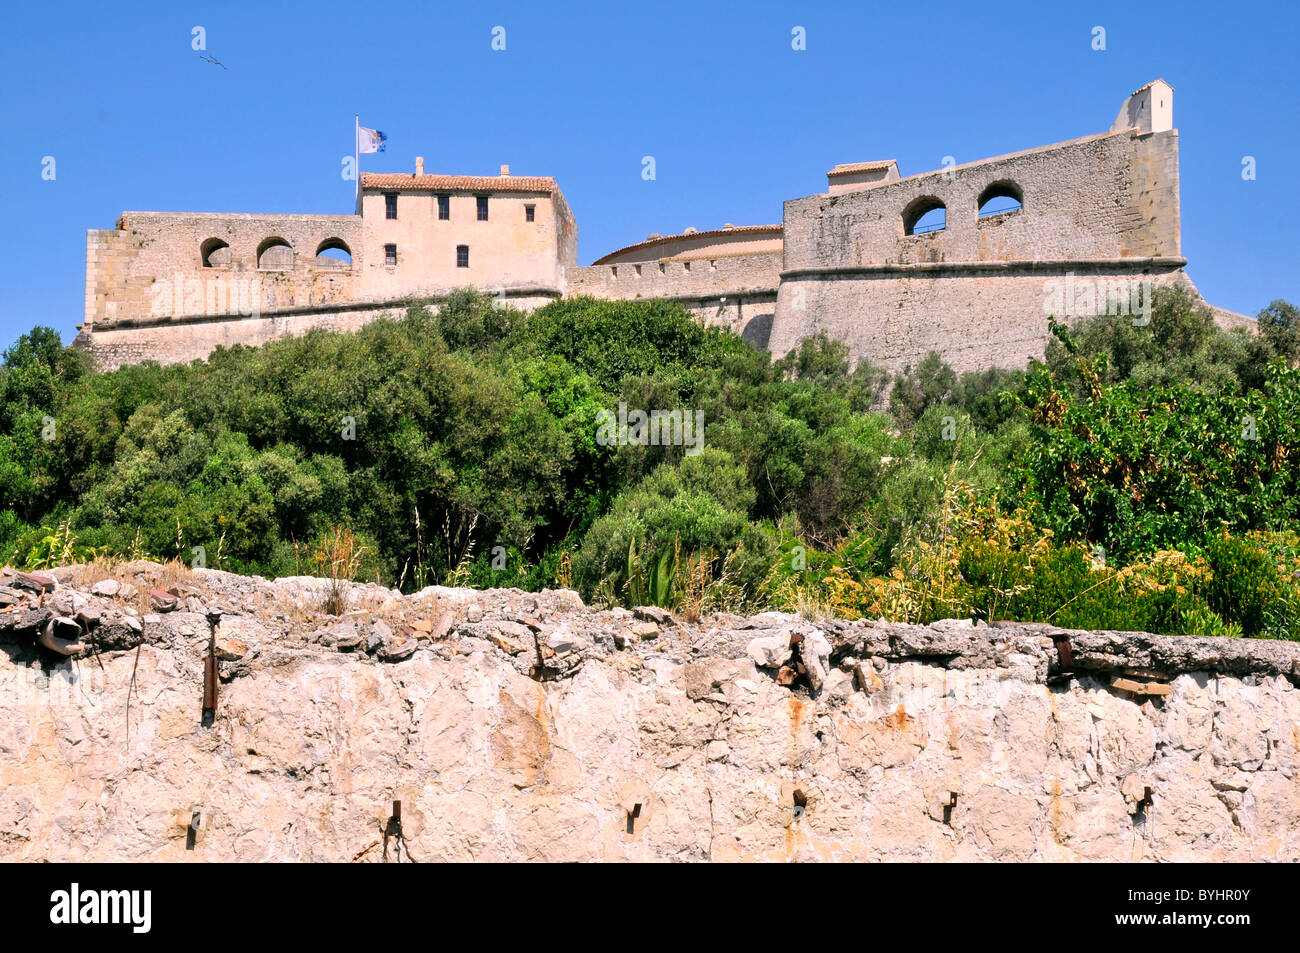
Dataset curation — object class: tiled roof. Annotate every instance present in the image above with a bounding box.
[827,160,898,176]
[592,224,782,265]
[360,173,557,194]
[1131,78,1173,95]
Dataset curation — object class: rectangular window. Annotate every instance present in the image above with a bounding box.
[384,244,397,266]
[476,196,489,221]
[437,194,450,220]
[456,245,469,268]
[525,204,535,222]
[384,193,398,219]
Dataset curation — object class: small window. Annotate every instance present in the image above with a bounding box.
[525,204,535,222]
[903,196,947,236]
[437,194,450,220]
[201,238,231,268]
[476,196,489,221]
[456,245,469,268]
[384,244,397,266]
[385,193,398,219]
[978,181,1024,218]
[315,238,352,270]
[257,237,293,270]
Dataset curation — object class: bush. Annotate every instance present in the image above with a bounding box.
[1018,327,1300,558]
[889,352,957,429]
[1200,533,1298,639]
[5,292,1300,638]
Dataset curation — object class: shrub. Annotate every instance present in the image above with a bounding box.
[5,294,1300,639]
[1200,533,1298,639]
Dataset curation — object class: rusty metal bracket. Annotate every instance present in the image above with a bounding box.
[1050,631,1074,677]
[943,792,958,825]
[186,805,206,851]
[202,609,221,726]
[383,799,418,862]
[1053,633,1074,673]
[1111,675,1170,697]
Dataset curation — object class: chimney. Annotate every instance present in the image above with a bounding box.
[415,156,424,176]
[499,164,510,177]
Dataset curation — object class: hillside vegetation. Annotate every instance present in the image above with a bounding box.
[4,289,1300,638]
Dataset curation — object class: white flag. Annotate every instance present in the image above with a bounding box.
[358,124,387,154]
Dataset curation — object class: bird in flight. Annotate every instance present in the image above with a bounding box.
[198,53,227,70]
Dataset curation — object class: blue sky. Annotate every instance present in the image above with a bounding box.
[1,0,1296,352]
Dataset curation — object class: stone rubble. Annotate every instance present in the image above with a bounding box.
[0,560,1297,862]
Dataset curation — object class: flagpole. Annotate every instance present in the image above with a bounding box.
[354,115,360,206]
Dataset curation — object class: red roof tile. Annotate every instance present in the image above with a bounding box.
[827,160,898,176]
[360,173,557,194]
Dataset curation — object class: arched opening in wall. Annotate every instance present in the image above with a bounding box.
[903,196,946,236]
[314,238,352,270]
[978,181,1023,218]
[257,237,294,270]
[201,238,231,268]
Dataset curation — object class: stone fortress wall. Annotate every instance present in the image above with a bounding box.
[74,80,1254,372]
[84,212,363,326]
[566,247,782,348]
[767,81,1251,373]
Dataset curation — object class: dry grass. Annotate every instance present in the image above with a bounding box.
[58,556,204,613]
[310,527,369,616]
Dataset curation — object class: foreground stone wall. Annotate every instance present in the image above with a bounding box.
[2,563,1296,862]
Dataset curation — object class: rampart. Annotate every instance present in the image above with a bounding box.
[566,252,782,347]
[85,212,363,329]
[74,289,561,371]
[766,126,1202,373]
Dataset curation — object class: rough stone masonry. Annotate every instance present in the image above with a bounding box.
[2,561,1297,862]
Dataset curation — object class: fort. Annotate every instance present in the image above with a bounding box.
[75,80,1253,373]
